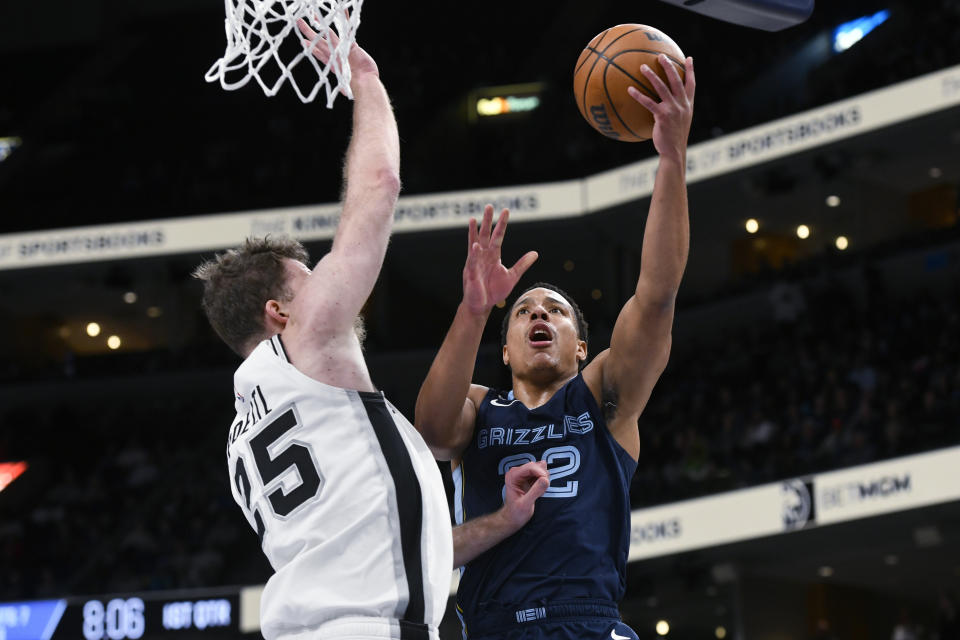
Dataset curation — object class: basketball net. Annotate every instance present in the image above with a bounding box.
[205,0,363,107]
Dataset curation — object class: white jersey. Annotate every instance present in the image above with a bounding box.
[226,335,453,640]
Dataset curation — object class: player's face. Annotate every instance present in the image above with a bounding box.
[503,288,586,380]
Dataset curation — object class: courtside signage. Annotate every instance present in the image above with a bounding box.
[627,482,792,561]
[1,64,959,270]
[814,445,960,525]
[626,445,960,561]
[0,183,579,269]
[392,181,583,233]
[586,63,960,211]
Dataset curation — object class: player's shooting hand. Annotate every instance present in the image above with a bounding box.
[501,461,550,531]
[297,18,379,83]
[462,205,538,316]
[628,55,695,164]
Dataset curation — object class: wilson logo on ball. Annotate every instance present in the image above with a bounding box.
[590,105,620,138]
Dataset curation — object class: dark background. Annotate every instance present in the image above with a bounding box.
[1,1,959,638]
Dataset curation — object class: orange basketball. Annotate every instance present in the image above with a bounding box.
[574,24,685,142]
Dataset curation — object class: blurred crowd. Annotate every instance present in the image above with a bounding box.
[633,268,960,506]
[0,400,270,600]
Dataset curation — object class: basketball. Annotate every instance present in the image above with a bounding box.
[574,24,686,142]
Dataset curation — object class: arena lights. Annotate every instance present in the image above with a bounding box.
[123,291,138,304]
[818,565,834,577]
[86,322,102,337]
[833,9,890,53]
[826,195,841,207]
[745,218,759,233]
[796,224,811,239]
[476,95,541,117]
[470,83,544,121]
[656,620,670,636]
[929,167,943,178]
[835,236,849,250]
[715,627,727,639]
[107,335,122,350]
[146,306,163,318]
[0,136,20,162]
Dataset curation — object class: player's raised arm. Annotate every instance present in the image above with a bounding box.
[586,55,695,458]
[285,25,401,350]
[415,206,538,460]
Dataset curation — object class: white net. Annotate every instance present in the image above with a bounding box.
[205,0,363,107]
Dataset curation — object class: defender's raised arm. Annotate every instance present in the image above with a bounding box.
[283,26,401,368]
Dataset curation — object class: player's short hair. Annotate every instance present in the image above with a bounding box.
[500,282,589,365]
[193,236,309,356]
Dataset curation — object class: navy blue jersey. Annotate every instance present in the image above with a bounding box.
[453,373,638,631]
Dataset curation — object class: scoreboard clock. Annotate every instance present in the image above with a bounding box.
[0,591,242,639]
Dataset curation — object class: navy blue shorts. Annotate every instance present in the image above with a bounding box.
[468,619,639,640]
[461,601,639,640]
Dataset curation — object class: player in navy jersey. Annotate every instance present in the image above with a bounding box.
[415,54,695,639]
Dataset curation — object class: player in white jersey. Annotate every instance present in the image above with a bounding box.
[194,27,549,640]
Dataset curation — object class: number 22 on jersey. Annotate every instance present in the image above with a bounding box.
[498,445,581,500]
[232,403,323,540]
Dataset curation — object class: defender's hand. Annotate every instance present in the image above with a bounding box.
[628,55,695,163]
[501,461,549,531]
[463,205,538,316]
[297,19,379,81]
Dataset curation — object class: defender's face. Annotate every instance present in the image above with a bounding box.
[503,287,586,378]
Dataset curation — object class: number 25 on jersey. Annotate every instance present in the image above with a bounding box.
[232,405,323,540]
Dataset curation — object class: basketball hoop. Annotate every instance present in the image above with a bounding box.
[205,0,364,107]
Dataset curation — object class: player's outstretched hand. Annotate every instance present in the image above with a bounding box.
[627,55,695,163]
[501,461,550,531]
[296,18,379,81]
[463,205,539,316]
